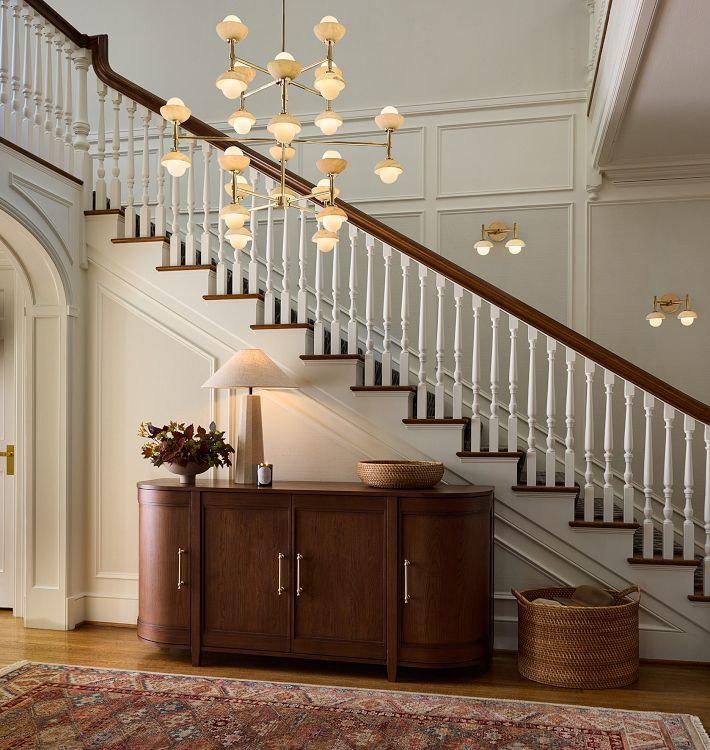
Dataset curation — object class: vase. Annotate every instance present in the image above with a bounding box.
[166,462,209,485]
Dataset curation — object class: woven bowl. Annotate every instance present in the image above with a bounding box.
[357,460,444,489]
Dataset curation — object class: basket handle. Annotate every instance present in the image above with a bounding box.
[616,584,641,602]
[511,588,530,605]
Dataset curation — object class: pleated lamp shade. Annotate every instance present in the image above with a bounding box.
[202,349,294,389]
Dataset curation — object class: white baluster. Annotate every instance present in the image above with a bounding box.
[313,230,324,355]
[662,404,675,559]
[139,107,151,237]
[154,117,166,235]
[583,359,595,520]
[62,42,72,171]
[169,171,181,266]
[9,0,21,142]
[42,24,52,158]
[507,316,519,452]
[53,32,63,166]
[95,80,107,210]
[434,274,445,419]
[489,305,500,448]
[603,369,614,521]
[280,207,290,323]
[704,425,710,595]
[217,164,230,293]
[297,209,307,323]
[545,337,557,485]
[623,382,635,523]
[0,0,10,136]
[263,178,275,323]
[452,284,463,419]
[30,12,42,154]
[200,142,212,263]
[364,234,375,385]
[471,295,482,451]
[110,88,121,209]
[642,393,655,558]
[564,348,576,487]
[399,254,411,385]
[71,48,90,211]
[347,224,358,353]
[20,5,32,150]
[183,139,196,263]
[248,170,259,293]
[683,415,695,561]
[525,326,538,486]
[381,244,392,385]
[124,99,137,238]
[416,264,428,419]
[330,238,340,353]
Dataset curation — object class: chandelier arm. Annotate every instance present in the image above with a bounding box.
[243,79,280,98]
[288,79,320,96]
[293,138,388,148]
[250,202,276,213]
[180,136,274,143]
[235,56,270,75]
[300,58,328,73]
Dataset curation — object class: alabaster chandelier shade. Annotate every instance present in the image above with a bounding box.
[202,349,294,391]
[159,0,406,256]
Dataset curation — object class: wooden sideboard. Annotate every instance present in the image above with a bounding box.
[137,479,493,681]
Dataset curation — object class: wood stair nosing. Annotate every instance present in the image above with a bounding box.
[156,264,215,272]
[457,450,524,459]
[203,293,264,301]
[511,484,579,493]
[112,236,169,244]
[570,520,640,530]
[351,385,415,392]
[627,555,701,567]
[254,323,313,331]
[86,208,124,217]
[402,418,469,425]
[688,594,710,602]
[300,353,362,361]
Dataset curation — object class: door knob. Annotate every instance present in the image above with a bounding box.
[0,445,14,476]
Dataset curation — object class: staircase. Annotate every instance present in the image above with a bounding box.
[2,0,710,659]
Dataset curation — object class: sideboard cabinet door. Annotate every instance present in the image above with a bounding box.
[138,490,191,646]
[398,496,491,668]
[292,495,386,660]
[202,493,290,653]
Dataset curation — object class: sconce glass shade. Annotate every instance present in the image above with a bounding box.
[228,108,256,135]
[646,311,665,327]
[225,226,253,250]
[678,309,698,326]
[267,113,302,145]
[312,228,339,252]
[374,157,403,184]
[220,202,250,229]
[474,239,493,256]
[506,238,526,255]
[161,150,191,177]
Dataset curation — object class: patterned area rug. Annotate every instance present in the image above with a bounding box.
[0,661,708,749]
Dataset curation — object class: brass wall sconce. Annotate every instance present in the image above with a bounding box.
[474,221,525,256]
[645,293,698,328]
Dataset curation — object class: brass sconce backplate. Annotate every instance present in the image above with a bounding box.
[657,293,681,313]
[486,221,510,242]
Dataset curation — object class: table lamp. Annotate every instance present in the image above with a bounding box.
[202,349,294,484]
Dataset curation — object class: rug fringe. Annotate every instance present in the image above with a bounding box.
[688,715,710,750]
[0,660,30,678]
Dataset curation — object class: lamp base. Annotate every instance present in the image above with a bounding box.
[233,392,264,484]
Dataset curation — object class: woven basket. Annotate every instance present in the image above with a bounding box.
[512,585,640,689]
[357,460,444,489]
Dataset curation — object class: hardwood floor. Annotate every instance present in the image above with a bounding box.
[1,610,708,726]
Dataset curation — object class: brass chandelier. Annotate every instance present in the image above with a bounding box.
[159,1,405,253]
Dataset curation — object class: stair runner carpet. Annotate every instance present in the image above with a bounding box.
[1,662,708,749]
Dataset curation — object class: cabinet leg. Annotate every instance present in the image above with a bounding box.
[387,662,398,682]
[191,650,202,667]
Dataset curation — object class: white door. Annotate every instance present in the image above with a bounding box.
[0,268,16,609]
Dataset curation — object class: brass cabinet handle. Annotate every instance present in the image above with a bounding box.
[403,559,411,604]
[296,553,303,597]
[0,445,14,476]
[277,552,285,595]
[177,548,186,590]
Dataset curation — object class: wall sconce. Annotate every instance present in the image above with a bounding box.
[645,293,698,328]
[474,221,525,256]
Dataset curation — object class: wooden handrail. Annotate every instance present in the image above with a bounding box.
[23,4,710,425]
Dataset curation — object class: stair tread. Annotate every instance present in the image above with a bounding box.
[203,293,264,301]
[512,484,579,493]
[457,451,524,458]
[156,264,215,271]
[113,235,169,244]
[688,594,710,602]
[570,520,640,529]
[253,323,313,330]
[627,555,701,567]
[351,385,415,392]
[86,208,124,216]
[402,418,469,425]
[300,353,363,360]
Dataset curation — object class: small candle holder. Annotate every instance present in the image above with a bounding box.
[257,462,273,487]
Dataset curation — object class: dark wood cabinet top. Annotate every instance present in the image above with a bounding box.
[137,479,494,499]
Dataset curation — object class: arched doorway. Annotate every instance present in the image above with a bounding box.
[0,207,77,629]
